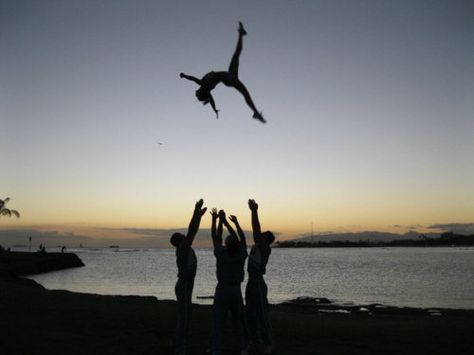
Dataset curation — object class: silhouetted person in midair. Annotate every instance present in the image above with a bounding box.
[180,22,266,123]
[170,199,207,355]
[246,199,275,354]
[210,209,249,355]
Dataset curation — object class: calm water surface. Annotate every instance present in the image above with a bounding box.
[28,247,474,309]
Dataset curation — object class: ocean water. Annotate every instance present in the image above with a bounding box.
[28,247,474,309]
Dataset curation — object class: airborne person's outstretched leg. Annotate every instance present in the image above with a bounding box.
[228,22,247,77]
[233,80,266,123]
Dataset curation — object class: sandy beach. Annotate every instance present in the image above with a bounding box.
[1,252,473,354]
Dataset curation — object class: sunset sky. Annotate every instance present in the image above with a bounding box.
[1,0,473,247]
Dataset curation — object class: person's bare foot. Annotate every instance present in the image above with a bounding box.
[253,111,266,123]
[239,21,247,36]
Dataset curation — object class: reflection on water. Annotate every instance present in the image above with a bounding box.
[28,247,474,309]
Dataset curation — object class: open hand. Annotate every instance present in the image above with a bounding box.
[210,208,218,219]
[195,199,204,209]
[195,199,207,216]
[218,209,226,219]
[248,199,258,211]
[229,215,238,224]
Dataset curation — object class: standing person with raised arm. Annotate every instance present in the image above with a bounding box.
[210,209,249,355]
[246,199,275,354]
[170,199,207,355]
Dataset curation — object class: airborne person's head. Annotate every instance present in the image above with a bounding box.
[195,87,211,104]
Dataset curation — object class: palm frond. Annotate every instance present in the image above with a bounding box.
[0,198,20,218]
[0,209,12,217]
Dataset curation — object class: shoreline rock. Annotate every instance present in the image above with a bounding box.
[278,296,474,317]
[0,251,84,277]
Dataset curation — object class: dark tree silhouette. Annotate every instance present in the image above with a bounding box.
[0,197,20,218]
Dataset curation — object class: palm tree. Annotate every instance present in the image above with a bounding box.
[0,197,20,218]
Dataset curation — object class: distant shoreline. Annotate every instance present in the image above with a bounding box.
[276,232,474,248]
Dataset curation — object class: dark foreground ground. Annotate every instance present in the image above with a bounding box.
[0,252,473,355]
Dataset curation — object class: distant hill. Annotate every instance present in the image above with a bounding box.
[291,230,441,243]
[277,232,474,248]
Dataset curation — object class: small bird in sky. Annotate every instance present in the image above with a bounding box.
[157,142,163,146]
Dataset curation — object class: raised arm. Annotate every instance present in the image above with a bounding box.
[221,213,238,240]
[215,210,224,248]
[229,215,247,249]
[179,72,202,85]
[248,199,263,245]
[184,199,207,247]
[210,208,220,248]
[208,94,219,118]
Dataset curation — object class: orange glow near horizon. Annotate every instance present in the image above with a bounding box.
[1,187,471,245]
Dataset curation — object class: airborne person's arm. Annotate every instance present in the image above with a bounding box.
[179,72,203,85]
[208,94,219,118]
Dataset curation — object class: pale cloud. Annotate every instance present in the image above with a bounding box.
[427,223,474,235]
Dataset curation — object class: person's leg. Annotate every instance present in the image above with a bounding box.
[233,80,266,123]
[257,280,273,351]
[245,281,260,347]
[184,280,194,350]
[230,287,249,353]
[212,286,227,355]
[174,279,186,354]
[228,22,247,77]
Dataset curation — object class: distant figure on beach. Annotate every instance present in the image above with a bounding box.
[38,244,46,253]
[246,199,275,354]
[210,209,248,354]
[170,199,207,355]
[180,22,266,123]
